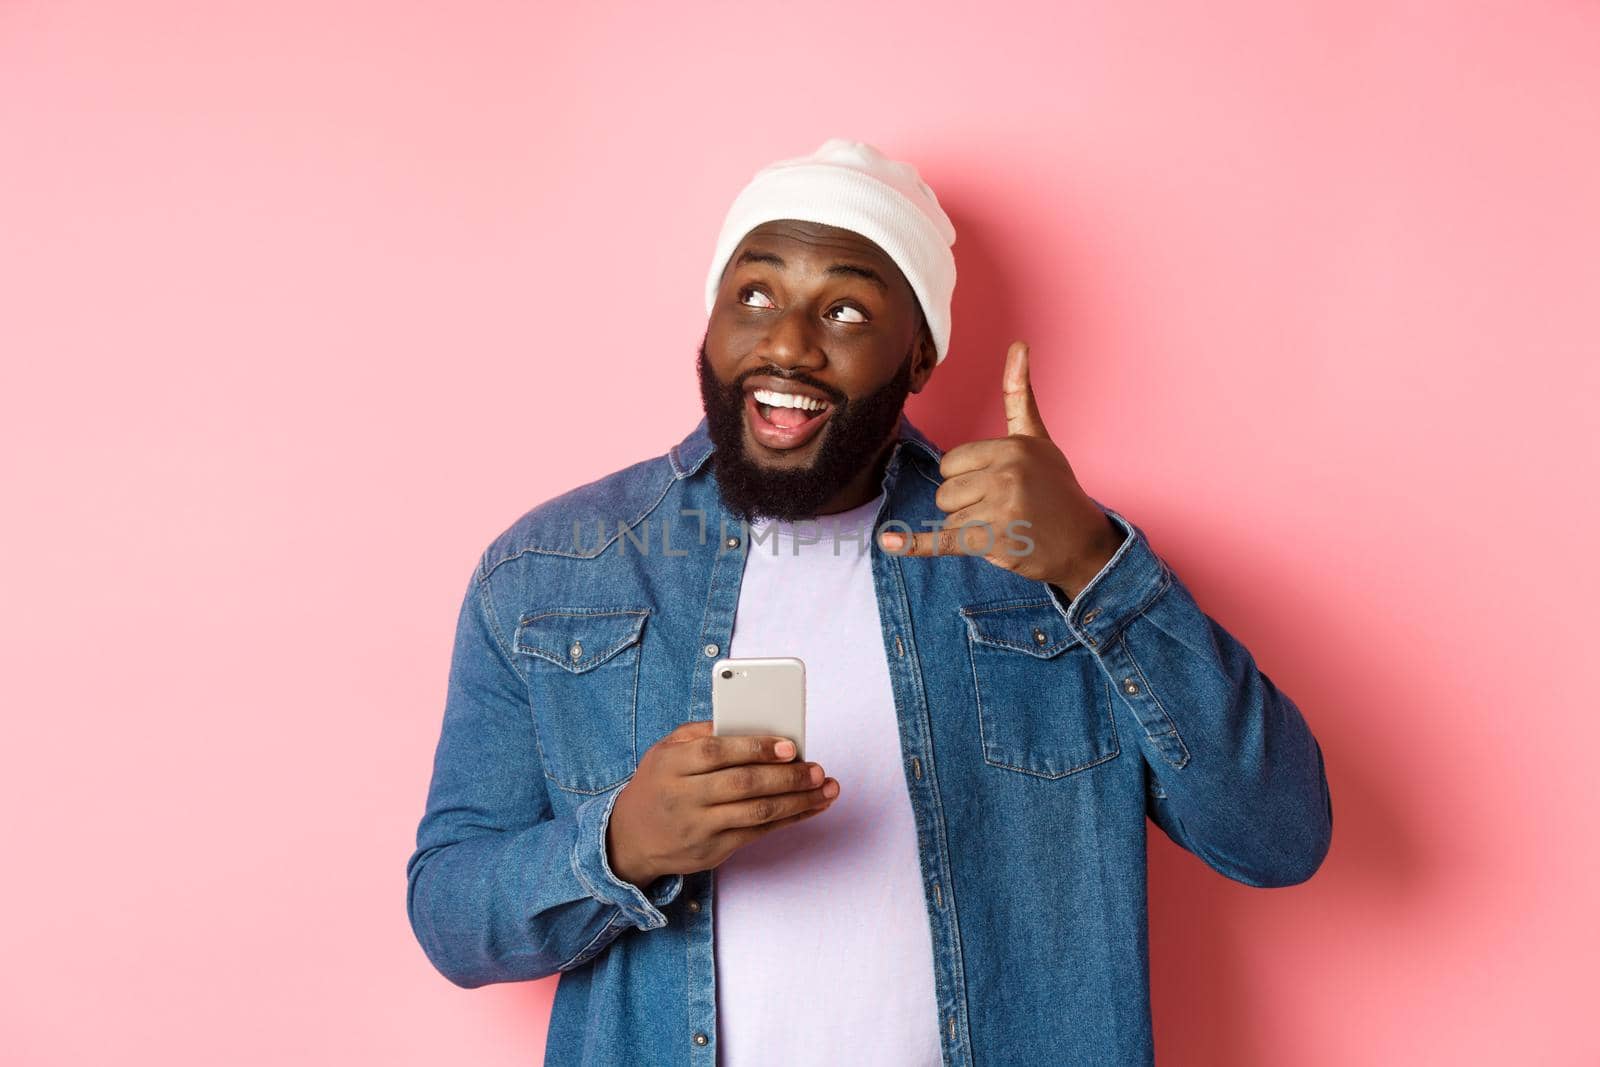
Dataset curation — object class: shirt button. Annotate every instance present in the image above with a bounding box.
[1082,608,1100,624]
[568,641,582,661]
[725,536,740,549]
[1032,628,1048,645]
[1123,678,1140,695]
[693,1032,709,1046]
[704,643,719,658]
[685,897,701,912]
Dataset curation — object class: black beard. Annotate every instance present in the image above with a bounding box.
[696,337,914,523]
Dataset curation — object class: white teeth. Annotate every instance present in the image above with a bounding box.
[753,388,827,412]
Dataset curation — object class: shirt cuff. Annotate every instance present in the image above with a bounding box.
[570,780,684,931]
[1049,500,1172,649]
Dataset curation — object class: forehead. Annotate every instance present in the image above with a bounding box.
[730,219,914,303]
[735,219,895,270]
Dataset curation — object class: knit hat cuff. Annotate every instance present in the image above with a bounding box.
[703,155,957,363]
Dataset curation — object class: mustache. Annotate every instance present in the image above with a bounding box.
[702,348,850,410]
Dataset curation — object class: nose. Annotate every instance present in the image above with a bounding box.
[752,305,825,374]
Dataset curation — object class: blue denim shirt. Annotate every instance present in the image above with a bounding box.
[406,415,1333,1066]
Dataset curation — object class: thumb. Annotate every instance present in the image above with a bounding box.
[1003,341,1049,438]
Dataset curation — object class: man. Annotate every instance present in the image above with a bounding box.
[405,138,1333,1066]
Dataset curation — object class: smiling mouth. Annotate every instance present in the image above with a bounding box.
[744,388,835,450]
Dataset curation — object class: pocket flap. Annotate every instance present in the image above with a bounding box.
[960,599,1080,657]
[515,608,649,672]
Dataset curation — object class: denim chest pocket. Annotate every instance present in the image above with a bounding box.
[513,608,648,795]
[960,599,1119,779]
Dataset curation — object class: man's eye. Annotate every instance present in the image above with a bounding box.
[739,287,775,309]
[828,304,867,324]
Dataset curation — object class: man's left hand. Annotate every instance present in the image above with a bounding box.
[877,341,1124,600]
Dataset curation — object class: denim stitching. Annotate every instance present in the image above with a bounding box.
[474,566,520,670]
[556,912,626,973]
[474,557,561,800]
[483,467,680,571]
[542,755,636,795]
[883,543,973,1060]
[514,609,650,671]
[960,599,1082,656]
[563,813,633,967]
[966,616,1120,779]
[961,596,1069,614]
[1117,632,1191,769]
[1116,563,1174,640]
[545,770,631,796]
[515,609,649,795]
[595,780,668,928]
[568,788,656,934]
[567,819,606,901]
[519,607,651,625]
[964,627,1076,657]
[1072,553,1172,654]
[688,525,744,707]
[628,623,640,768]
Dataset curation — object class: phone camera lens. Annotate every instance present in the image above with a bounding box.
[720,669,732,679]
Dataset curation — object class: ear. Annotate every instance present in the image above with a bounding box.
[908,317,938,394]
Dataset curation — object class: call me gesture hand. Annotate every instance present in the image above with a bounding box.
[876,341,1126,601]
[606,343,1123,891]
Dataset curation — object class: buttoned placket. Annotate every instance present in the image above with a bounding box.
[672,439,974,1066]
[675,480,749,1062]
[867,444,975,1067]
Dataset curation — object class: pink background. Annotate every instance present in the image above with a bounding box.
[3,2,1597,1063]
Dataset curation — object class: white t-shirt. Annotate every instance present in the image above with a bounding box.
[714,491,942,1066]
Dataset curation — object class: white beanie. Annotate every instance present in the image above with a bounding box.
[703,138,958,363]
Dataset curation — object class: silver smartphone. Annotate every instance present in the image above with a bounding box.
[711,657,807,761]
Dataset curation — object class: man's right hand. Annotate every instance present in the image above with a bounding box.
[605,720,840,887]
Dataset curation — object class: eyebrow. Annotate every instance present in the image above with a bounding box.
[733,249,888,292]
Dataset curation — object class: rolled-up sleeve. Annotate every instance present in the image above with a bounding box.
[571,779,685,926]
